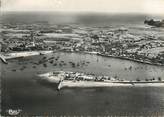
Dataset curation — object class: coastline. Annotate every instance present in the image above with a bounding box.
[97,53,164,66]
[1,49,164,66]
[58,50,164,66]
[58,80,164,90]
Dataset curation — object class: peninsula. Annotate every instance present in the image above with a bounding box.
[38,71,164,90]
[144,19,164,27]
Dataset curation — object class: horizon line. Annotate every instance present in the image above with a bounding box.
[1,10,164,16]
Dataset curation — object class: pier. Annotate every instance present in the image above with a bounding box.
[57,81,63,90]
[0,54,7,64]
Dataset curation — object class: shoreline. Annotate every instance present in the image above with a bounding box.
[58,50,164,66]
[1,50,164,66]
[58,80,164,90]
[97,53,164,66]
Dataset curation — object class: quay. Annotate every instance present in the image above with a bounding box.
[4,51,53,59]
[0,51,53,64]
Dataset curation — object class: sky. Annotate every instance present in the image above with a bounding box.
[1,0,164,15]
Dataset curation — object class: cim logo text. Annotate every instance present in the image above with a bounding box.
[7,109,22,115]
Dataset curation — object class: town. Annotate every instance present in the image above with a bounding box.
[1,20,164,65]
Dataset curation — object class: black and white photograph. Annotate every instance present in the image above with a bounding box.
[0,0,164,116]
